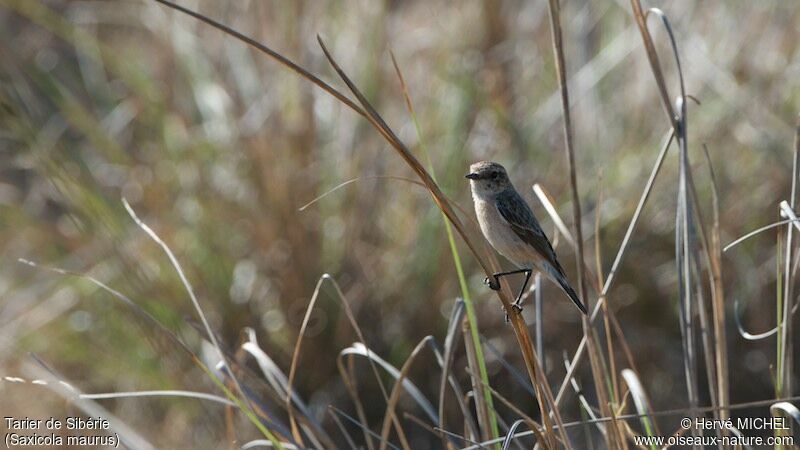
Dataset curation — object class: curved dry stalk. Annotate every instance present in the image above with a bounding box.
[438,301,481,444]
[122,200,293,447]
[724,218,800,252]
[21,360,157,450]
[285,276,328,446]
[241,331,332,449]
[620,369,658,444]
[298,176,425,211]
[702,146,729,423]
[482,382,546,445]
[336,354,375,450]
[501,420,537,450]
[328,409,359,450]
[81,390,236,406]
[298,175,483,235]
[329,406,401,450]
[378,336,434,450]
[630,1,678,128]
[311,274,400,449]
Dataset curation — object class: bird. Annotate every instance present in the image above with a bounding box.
[466,161,588,316]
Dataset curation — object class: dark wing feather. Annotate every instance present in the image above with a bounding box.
[495,189,565,275]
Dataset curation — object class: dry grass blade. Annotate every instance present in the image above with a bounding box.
[562,355,603,432]
[285,276,329,446]
[462,319,495,445]
[298,176,424,211]
[777,119,800,402]
[17,259,197,359]
[482,382,544,440]
[723,218,800,252]
[299,175,484,238]
[532,184,576,247]
[685,176,721,421]
[733,292,800,341]
[770,402,800,426]
[329,406,401,450]
[243,329,331,448]
[553,100,674,433]
[501,420,536,450]
[337,354,375,450]
[534,273,544,373]
[81,390,236,406]
[400,413,443,443]
[594,176,606,290]
[21,359,157,450]
[313,35,481,267]
[533,184,602,287]
[339,343,437,421]
[620,369,658,446]
[601,129,675,296]
[379,336,435,450]
[481,337,535,396]
[121,199,258,419]
[539,14,621,445]
[702,145,729,423]
[438,300,480,444]
[241,441,300,450]
[432,427,484,448]
[309,274,401,449]
[17,260,292,446]
[328,409,359,450]
[630,1,677,127]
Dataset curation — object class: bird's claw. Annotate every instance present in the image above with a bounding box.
[484,276,500,291]
[504,303,523,323]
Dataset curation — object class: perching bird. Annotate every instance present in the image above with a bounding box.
[466,161,588,316]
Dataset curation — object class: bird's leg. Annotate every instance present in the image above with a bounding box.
[512,269,533,312]
[484,268,530,291]
[484,268,532,321]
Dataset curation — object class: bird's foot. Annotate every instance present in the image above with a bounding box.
[484,276,500,291]
[504,303,523,323]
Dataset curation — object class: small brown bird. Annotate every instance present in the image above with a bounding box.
[466,161,587,315]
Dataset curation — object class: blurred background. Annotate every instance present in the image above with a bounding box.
[1,0,798,448]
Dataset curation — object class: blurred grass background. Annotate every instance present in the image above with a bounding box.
[1,0,799,448]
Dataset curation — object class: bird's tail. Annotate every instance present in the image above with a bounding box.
[543,264,588,315]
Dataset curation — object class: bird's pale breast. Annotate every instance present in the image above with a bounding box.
[473,195,541,269]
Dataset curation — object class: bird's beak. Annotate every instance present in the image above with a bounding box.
[465,173,479,180]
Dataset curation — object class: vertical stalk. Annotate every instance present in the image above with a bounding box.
[544,0,616,447]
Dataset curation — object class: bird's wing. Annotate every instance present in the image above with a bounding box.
[495,190,565,275]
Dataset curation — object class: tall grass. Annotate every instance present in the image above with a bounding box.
[1,0,799,449]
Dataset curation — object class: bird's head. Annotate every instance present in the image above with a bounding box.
[466,161,512,196]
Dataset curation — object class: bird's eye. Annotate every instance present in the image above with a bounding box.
[490,172,499,180]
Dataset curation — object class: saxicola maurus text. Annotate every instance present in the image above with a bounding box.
[466,161,588,316]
